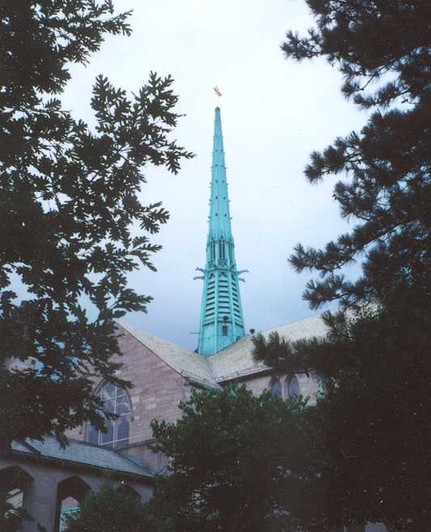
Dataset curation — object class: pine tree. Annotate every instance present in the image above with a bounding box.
[0,1,193,448]
[254,2,431,529]
[284,0,431,309]
[254,292,431,530]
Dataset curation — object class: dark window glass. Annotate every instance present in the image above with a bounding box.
[101,382,115,400]
[288,376,300,398]
[222,325,228,336]
[117,418,130,443]
[271,379,282,398]
[86,382,131,448]
[87,425,98,445]
[117,395,131,415]
[101,420,114,446]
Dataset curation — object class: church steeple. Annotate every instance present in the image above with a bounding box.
[196,107,246,356]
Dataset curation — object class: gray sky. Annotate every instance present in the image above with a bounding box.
[62,0,366,350]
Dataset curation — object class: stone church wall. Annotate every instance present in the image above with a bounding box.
[67,328,189,472]
[114,328,188,445]
[239,371,319,405]
[0,456,152,532]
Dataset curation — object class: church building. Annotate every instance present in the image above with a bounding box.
[66,106,324,471]
[1,107,385,531]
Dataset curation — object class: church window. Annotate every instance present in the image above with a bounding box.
[0,466,33,523]
[101,421,114,446]
[117,417,130,442]
[86,382,131,449]
[56,476,90,531]
[286,376,300,399]
[270,378,282,398]
[87,425,98,445]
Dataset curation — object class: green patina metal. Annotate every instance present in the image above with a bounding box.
[196,107,246,356]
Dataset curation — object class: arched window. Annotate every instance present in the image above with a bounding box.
[87,382,131,449]
[55,476,91,531]
[286,375,300,399]
[270,378,282,398]
[0,466,33,527]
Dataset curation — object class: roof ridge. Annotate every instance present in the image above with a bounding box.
[262,314,324,335]
[116,321,195,353]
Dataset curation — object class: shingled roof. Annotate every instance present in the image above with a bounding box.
[209,315,328,382]
[118,323,218,386]
[12,437,154,478]
[119,314,328,384]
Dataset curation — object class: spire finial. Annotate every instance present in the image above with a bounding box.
[213,86,222,97]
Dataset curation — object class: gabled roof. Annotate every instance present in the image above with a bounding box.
[12,436,153,478]
[119,315,328,385]
[208,334,264,381]
[118,322,218,387]
[208,315,328,382]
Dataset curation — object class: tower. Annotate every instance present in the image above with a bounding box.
[196,107,246,356]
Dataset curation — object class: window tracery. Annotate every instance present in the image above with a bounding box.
[87,382,131,448]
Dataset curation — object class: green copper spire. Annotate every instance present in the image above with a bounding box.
[196,107,246,356]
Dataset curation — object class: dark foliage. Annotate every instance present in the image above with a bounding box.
[66,481,150,532]
[0,1,193,448]
[254,281,431,530]
[254,1,431,530]
[150,387,322,532]
[283,0,431,309]
[0,467,33,531]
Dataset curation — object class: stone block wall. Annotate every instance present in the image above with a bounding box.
[115,328,187,445]
[67,328,191,474]
[240,371,319,405]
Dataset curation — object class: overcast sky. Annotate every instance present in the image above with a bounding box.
[62,0,366,350]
